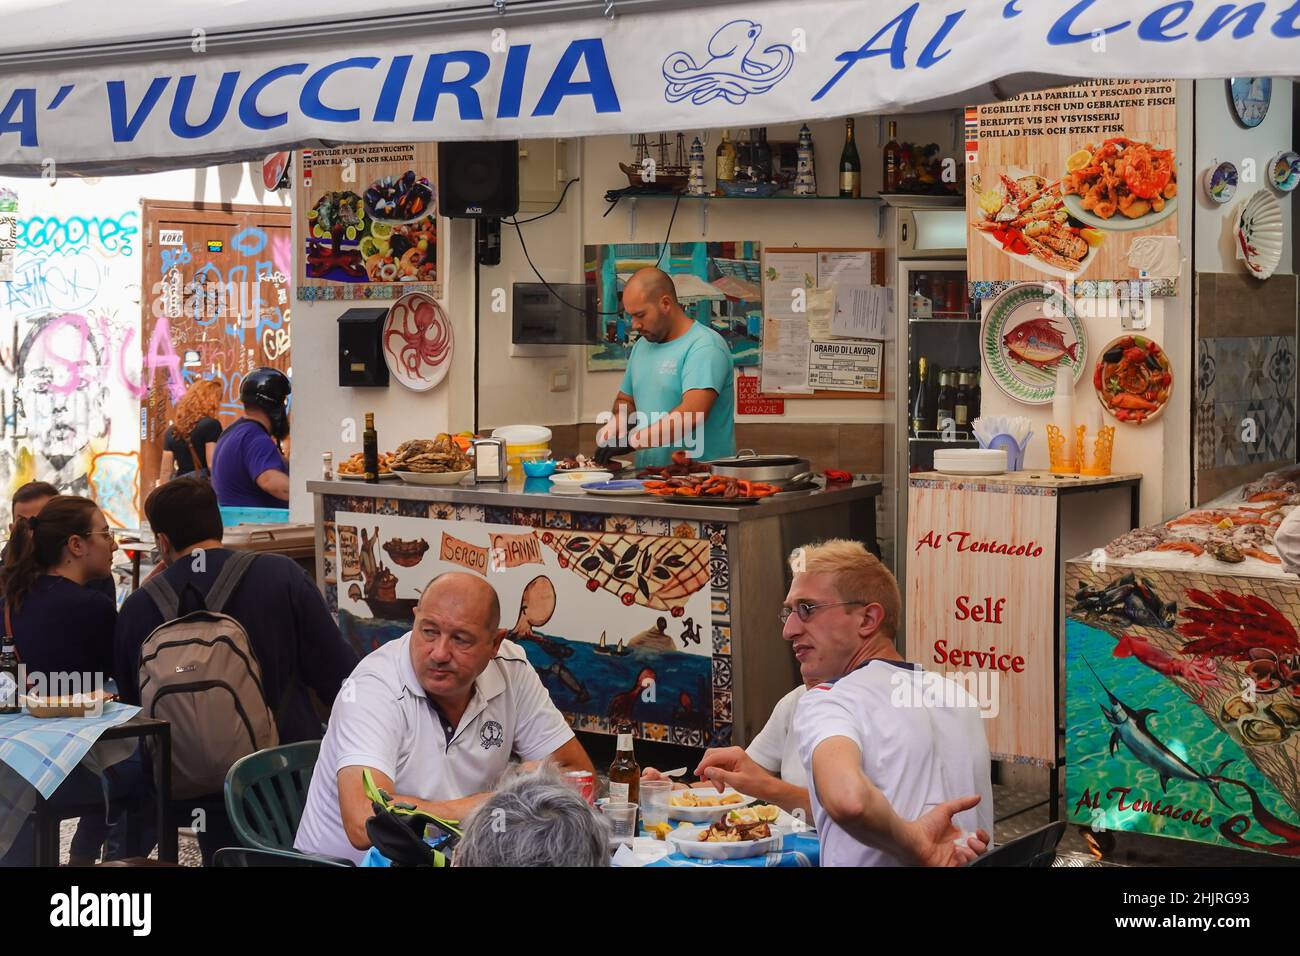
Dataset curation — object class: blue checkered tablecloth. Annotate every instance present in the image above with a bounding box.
[0,701,140,799]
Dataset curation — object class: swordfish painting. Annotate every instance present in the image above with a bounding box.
[1067,562,1300,857]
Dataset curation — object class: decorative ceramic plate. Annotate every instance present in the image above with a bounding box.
[580,480,650,497]
[1230,77,1271,128]
[382,290,453,391]
[1094,334,1173,425]
[981,283,1087,405]
[1235,190,1284,281]
[1269,151,1300,193]
[1203,161,1238,204]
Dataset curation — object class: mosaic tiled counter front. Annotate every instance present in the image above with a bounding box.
[309,478,880,749]
[1066,557,1300,859]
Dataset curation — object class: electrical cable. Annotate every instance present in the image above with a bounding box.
[510,188,683,318]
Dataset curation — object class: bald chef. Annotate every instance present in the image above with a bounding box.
[596,267,736,468]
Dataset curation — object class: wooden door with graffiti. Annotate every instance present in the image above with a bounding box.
[139,201,291,493]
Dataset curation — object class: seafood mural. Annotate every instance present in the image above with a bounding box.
[967,79,1178,296]
[1068,557,1300,857]
[320,499,724,747]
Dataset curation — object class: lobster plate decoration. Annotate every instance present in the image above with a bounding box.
[383,290,453,391]
[1094,334,1172,425]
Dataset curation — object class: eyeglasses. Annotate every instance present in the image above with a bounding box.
[81,529,115,540]
[779,600,867,624]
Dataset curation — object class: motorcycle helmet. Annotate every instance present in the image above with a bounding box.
[240,367,292,439]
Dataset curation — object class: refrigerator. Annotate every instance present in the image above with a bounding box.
[882,201,977,630]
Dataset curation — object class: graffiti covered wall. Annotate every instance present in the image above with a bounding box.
[0,197,143,526]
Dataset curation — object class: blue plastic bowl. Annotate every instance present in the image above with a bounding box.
[521,458,558,478]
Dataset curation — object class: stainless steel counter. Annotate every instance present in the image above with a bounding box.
[306,475,881,522]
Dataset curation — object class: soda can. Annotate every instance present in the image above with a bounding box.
[562,769,596,805]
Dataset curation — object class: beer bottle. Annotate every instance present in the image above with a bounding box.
[363,412,379,484]
[0,639,19,715]
[607,724,640,805]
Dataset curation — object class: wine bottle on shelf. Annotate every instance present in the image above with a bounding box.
[936,371,956,434]
[735,129,753,181]
[911,357,930,436]
[883,120,901,193]
[715,129,736,193]
[955,372,972,433]
[970,369,982,422]
[839,118,861,198]
[756,127,773,182]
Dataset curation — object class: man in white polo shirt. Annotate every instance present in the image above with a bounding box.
[787,539,993,866]
[295,571,595,864]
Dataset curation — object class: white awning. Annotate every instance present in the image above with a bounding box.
[0,0,1295,175]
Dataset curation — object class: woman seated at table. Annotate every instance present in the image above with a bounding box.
[0,495,142,866]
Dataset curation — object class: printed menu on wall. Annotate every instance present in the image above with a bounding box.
[966,79,1179,297]
[294,143,440,300]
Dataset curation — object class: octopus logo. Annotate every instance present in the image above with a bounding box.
[662,19,794,106]
[480,719,504,750]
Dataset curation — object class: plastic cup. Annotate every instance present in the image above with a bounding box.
[601,802,639,848]
[640,781,673,829]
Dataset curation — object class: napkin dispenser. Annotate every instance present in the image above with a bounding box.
[472,438,509,483]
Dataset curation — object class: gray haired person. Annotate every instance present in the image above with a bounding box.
[454,766,612,867]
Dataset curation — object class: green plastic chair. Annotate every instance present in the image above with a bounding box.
[224,740,321,852]
[213,846,351,867]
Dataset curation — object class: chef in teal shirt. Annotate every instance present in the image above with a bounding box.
[597,267,736,468]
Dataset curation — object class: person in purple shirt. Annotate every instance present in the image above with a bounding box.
[211,367,291,509]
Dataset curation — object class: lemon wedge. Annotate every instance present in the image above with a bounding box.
[371,222,393,240]
[978,189,1003,215]
[1067,149,1092,172]
[1080,227,1105,248]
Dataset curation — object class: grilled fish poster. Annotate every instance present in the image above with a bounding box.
[966,79,1179,295]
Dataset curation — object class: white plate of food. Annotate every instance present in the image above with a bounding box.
[666,787,756,823]
[548,471,612,494]
[668,808,785,859]
[554,455,632,474]
[1060,138,1178,232]
[970,167,1101,279]
[392,468,472,486]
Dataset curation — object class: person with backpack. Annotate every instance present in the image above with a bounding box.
[113,478,359,863]
[0,495,143,866]
[157,378,223,486]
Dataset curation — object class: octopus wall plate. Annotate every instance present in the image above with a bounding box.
[383,290,454,391]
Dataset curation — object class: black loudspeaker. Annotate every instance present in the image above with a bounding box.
[438,141,519,218]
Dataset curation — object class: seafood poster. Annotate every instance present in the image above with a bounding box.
[966,79,1179,296]
[331,510,716,744]
[905,478,1058,765]
[1067,560,1300,859]
[293,143,440,300]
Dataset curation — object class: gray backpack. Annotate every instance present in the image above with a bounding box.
[139,551,280,799]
